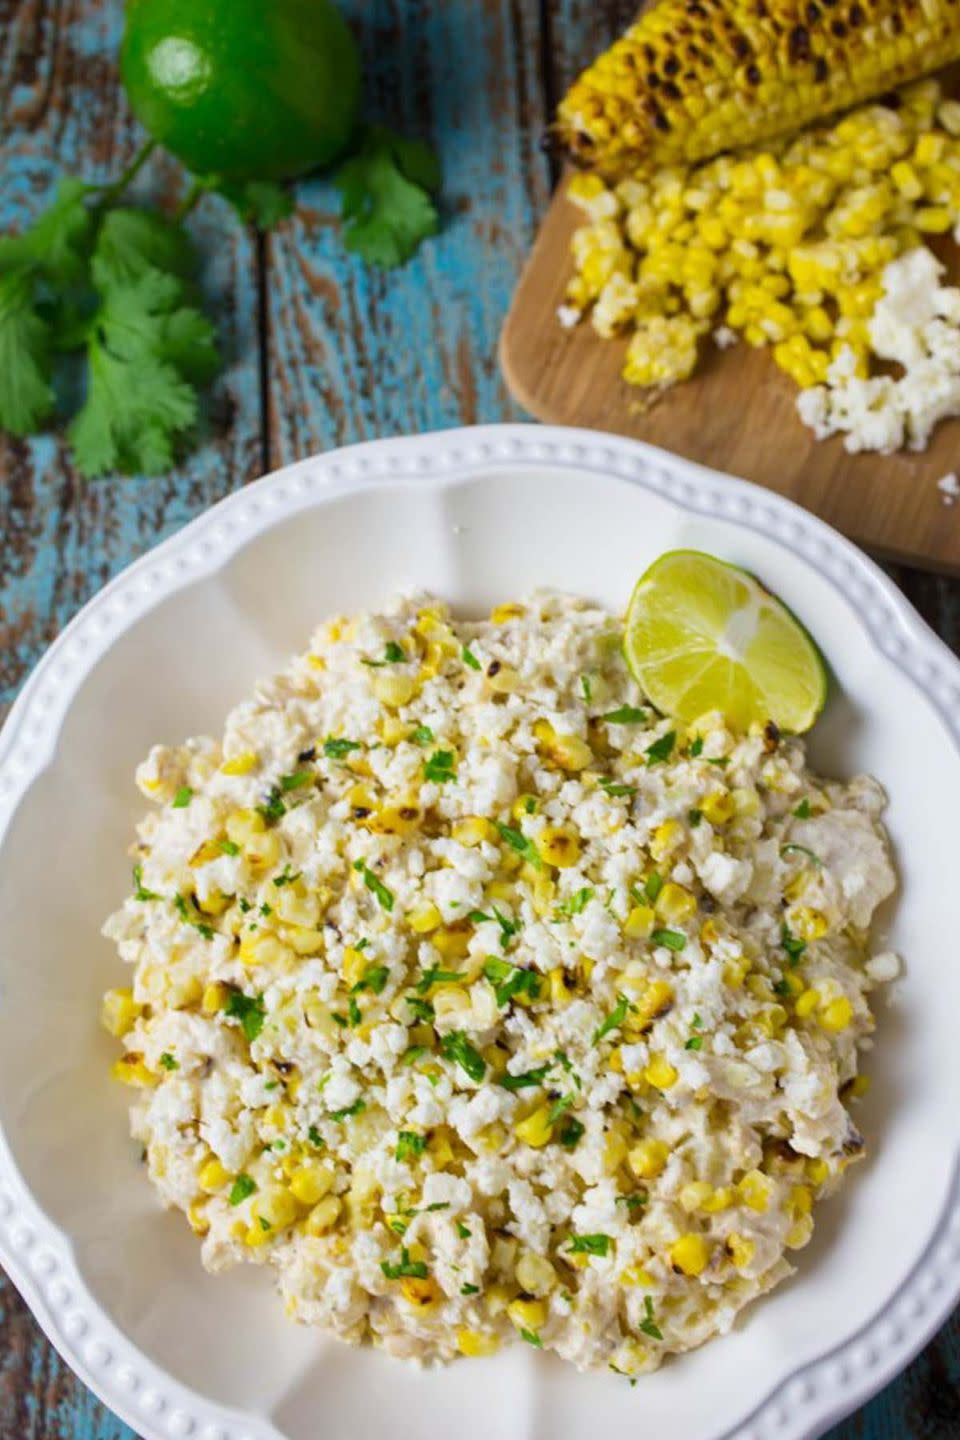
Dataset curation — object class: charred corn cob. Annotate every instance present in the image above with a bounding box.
[556,0,960,175]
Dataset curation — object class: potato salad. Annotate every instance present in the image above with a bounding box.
[102,592,898,1375]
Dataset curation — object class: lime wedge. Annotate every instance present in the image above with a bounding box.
[624,551,827,733]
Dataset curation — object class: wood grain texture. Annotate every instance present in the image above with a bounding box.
[0,0,958,1437]
[501,166,960,574]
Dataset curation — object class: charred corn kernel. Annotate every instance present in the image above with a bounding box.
[245,830,281,871]
[788,906,829,941]
[373,803,422,838]
[341,946,368,988]
[290,1164,334,1207]
[795,987,822,1019]
[699,790,735,825]
[486,663,520,694]
[401,1274,442,1309]
[516,1252,557,1296]
[458,1329,501,1357]
[669,1233,711,1277]
[190,838,221,867]
[539,826,581,868]
[679,1181,714,1212]
[491,601,526,624]
[303,1194,341,1235]
[737,1169,773,1213]
[407,901,442,934]
[655,882,696,924]
[548,969,578,1005]
[112,1054,158,1088]
[514,1105,554,1148]
[452,817,497,847]
[100,987,142,1037]
[187,1200,210,1236]
[779,971,805,998]
[239,933,293,970]
[433,987,472,1024]
[221,751,258,776]
[429,1126,456,1166]
[643,1054,678,1090]
[629,1138,669,1180]
[726,1233,756,1269]
[621,1264,656,1287]
[603,1130,630,1174]
[821,995,854,1032]
[225,808,265,846]
[370,672,416,708]
[198,1158,231,1193]
[624,903,655,939]
[626,979,674,1033]
[432,926,471,961]
[196,888,229,917]
[507,1297,547,1332]
[807,1157,831,1186]
[649,818,683,862]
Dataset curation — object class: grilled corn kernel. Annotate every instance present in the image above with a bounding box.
[655,882,696,924]
[514,1105,554,1148]
[795,987,822,1019]
[807,1157,831,1186]
[457,1329,501,1357]
[239,933,293,970]
[400,1275,442,1309]
[285,926,325,956]
[507,1297,547,1332]
[699,790,735,825]
[737,1169,773,1213]
[221,751,258,776]
[669,1233,711,1277]
[703,1186,735,1213]
[112,1053,158,1088]
[491,602,526,624]
[629,1138,669,1180]
[101,987,142,1037]
[726,1232,756,1269]
[788,905,829,941]
[679,1181,714,1213]
[370,672,417,708]
[407,901,442,934]
[603,1129,630,1174]
[643,1055,678,1090]
[626,979,674,1034]
[516,1252,557,1296]
[250,1186,299,1236]
[539,826,581,868]
[621,1264,656,1287]
[649,818,683,861]
[548,969,577,1005]
[198,1158,231,1193]
[303,1195,342,1235]
[624,903,655,938]
[290,1163,334,1207]
[474,1122,506,1153]
[452,817,497,847]
[820,996,854,1032]
[534,719,593,771]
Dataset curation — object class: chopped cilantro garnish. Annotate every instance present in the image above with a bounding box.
[158,1052,178,1071]
[498,1063,550,1091]
[780,843,822,867]
[423,749,457,784]
[643,871,663,904]
[264,1080,279,1092]
[351,963,389,996]
[645,730,676,764]
[415,966,463,994]
[347,997,362,1026]
[172,784,193,808]
[132,864,161,902]
[307,1125,325,1148]
[547,1094,575,1124]
[484,956,541,1007]
[353,859,394,911]
[424,1202,449,1213]
[173,893,215,940]
[440,1031,486,1083]
[272,864,302,888]
[615,1191,648,1211]
[496,822,542,869]
[639,1295,663,1340]
[519,1329,542,1347]
[601,705,647,724]
[380,1247,428,1280]
[410,725,434,746]
[323,737,361,759]
[592,994,630,1045]
[773,978,791,997]
[457,1222,472,1239]
[258,1215,272,1232]
[259,902,273,916]
[600,778,637,798]
[685,1035,704,1051]
[395,1131,427,1162]
[689,736,704,757]
[580,674,592,704]
[558,1117,585,1149]
[280,770,312,793]
[462,645,481,671]
[257,787,286,825]
[239,898,252,913]
[793,798,811,819]
[460,1283,479,1295]
[384,641,405,663]
[355,938,370,951]
[707,756,729,768]
[781,923,807,965]
[652,927,686,951]
[228,1174,256,1206]
[329,1097,366,1122]
[688,807,703,827]
[224,990,266,1043]
[220,838,240,856]
[568,1233,611,1257]
[553,887,593,920]
[400,1045,428,1067]
[331,1011,348,1028]
[405,995,436,1021]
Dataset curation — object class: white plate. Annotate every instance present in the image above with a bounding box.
[1,424,959,1440]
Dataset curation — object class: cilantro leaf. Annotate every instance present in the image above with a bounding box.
[336,126,440,269]
[0,179,95,287]
[91,208,196,290]
[645,730,677,764]
[353,859,394,912]
[209,179,294,229]
[601,706,647,724]
[496,822,542,870]
[228,1174,257,1206]
[424,749,457,784]
[224,990,266,1043]
[568,1233,611,1256]
[0,270,54,435]
[380,1246,428,1280]
[395,1131,427,1162]
[592,994,630,1045]
[651,927,686,951]
[639,1295,663,1340]
[132,864,161,902]
[440,1030,486,1083]
[498,1063,550,1091]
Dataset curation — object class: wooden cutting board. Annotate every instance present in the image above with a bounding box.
[500,170,960,574]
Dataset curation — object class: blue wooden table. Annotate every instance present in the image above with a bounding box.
[1,2,958,1436]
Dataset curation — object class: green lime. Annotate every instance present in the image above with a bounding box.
[624,550,827,733]
[121,0,362,181]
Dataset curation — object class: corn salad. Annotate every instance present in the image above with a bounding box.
[103,592,898,1372]
[561,78,960,427]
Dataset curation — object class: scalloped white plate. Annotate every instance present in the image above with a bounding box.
[2,424,960,1440]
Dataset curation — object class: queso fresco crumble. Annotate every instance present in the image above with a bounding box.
[102,592,898,1374]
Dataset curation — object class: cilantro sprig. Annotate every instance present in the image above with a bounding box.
[337,126,441,270]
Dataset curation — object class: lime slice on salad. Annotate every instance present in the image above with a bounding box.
[624,550,827,733]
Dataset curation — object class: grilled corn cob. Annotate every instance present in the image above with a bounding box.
[556,0,960,175]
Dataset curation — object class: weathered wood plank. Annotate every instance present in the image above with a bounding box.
[263,0,552,464]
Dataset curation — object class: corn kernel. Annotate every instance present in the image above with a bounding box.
[370,672,417,708]
[100,987,142,1038]
[628,1139,669,1180]
[620,1264,656,1287]
[820,996,854,1032]
[788,905,829,941]
[198,1158,231,1193]
[452,817,497,847]
[187,1199,210,1236]
[699,790,735,825]
[514,1105,554,1148]
[303,1195,342,1235]
[406,901,442,934]
[655,882,696,924]
[679,1181,714,1212]
[603,1130,629,1174]
[669,1233,711,1277]
[457,1329,501,1357]
[643,1055,678,1090]
[806,1158,830,1186]
[507,1297,547,1332]
[624,904,655,938]
[239,933,293,970]
[221,751,258,776]
[399,1274,442,1309]
[290,1163,334,1207]
[786,1213,815,1249]
[539,826,581,868]
[548,969,577,1005]
[225,808,266,847]
[726,1232,755,1269]
[626,979,674,1035]
[702,1186,734,1213]
[795,987,822,1019]
[111,1053,157,1088]
[649,818,683,861]
[491,601,526,624]
[737,1169,772,1213]
[516,1252,557,1296]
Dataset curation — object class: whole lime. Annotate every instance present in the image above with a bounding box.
[121,0,362,181]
